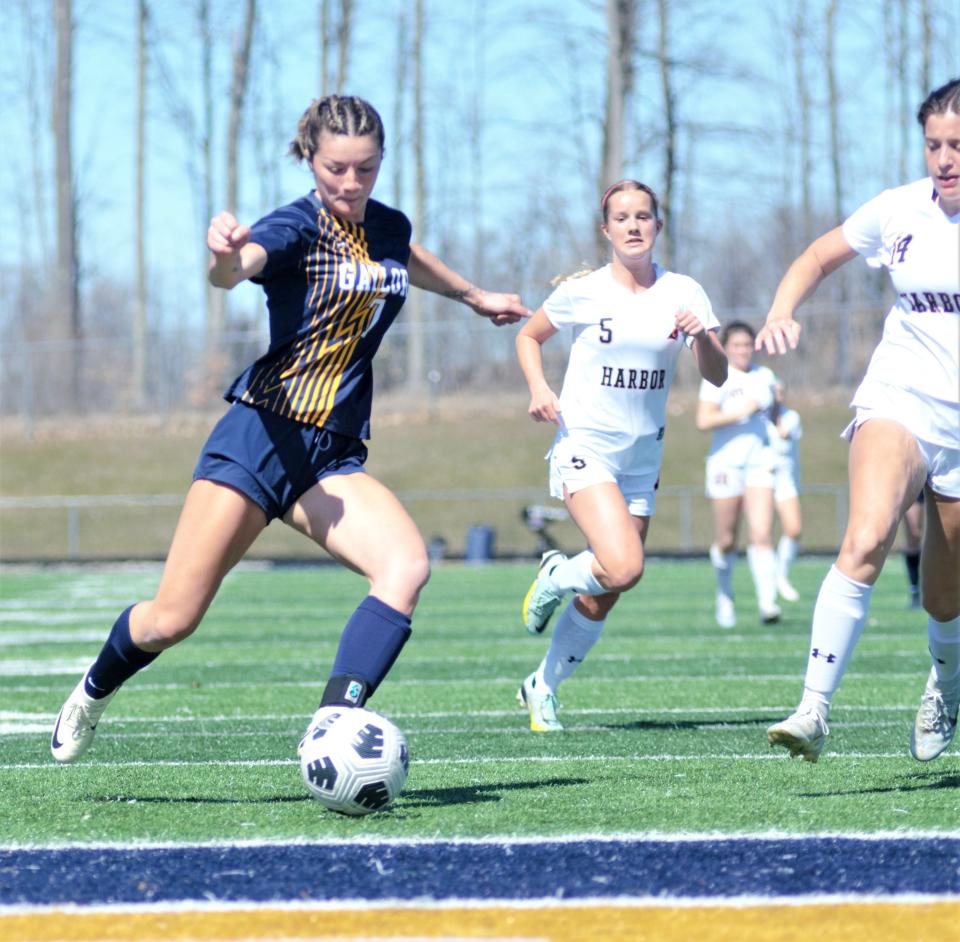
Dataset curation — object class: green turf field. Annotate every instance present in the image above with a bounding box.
[0,558,948,845]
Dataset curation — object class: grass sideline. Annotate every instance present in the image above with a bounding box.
[0,394,860,559]
[0,557,947,846]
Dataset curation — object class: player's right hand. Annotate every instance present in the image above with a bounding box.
[207,211,251,255]
[528,384,561,425]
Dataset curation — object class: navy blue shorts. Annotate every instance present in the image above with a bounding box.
[193,401,367,521]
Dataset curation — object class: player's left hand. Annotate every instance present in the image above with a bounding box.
[674,308,704,337]
[468,290,532,327]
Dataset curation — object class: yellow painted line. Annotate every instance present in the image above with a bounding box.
[2,901,958,942]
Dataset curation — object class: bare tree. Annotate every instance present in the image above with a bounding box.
[825,0,850,385]
[52,0,79,400]
[469,0,486,282]
[133,0,149,407]
[406,0,426,394]
[19,0,51,264]
[336,0,353,92]
[897,0,910,181]
[208,0,257,348]
[392,2,409,207]
[319,0,331,92]
[598,0,636,261]
[656,0,675,269]
[790,1,813,248]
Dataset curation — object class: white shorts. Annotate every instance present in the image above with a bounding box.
[773,458,800,503]
[548,429,663,517]
[705,440,776,499]
[842,412,960,500]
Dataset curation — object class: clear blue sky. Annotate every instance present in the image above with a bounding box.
[1,0,957,333]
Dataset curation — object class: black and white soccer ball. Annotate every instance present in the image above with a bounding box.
[299,706,409,816]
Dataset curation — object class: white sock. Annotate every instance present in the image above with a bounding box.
[927,615,960,687]
[535,601,605,694]
[777,535,798,583]
[709,544,735,598]
[800,565,873,714]
[747,545,779,612]
[549,550,605,596]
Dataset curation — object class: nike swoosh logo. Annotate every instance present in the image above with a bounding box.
[51,710,65,749]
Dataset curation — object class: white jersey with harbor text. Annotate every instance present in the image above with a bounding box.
[841,177,960,447]
[543,263,720,447]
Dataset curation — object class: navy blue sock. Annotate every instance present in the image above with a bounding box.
[85,606,160,699]
[905,551,921,590]
[320,596,412,707]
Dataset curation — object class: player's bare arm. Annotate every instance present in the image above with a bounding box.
[757,227,858,356]
[207,211,267,289]
[676,311,727,388]
[516,308,561,424]
[408,243,530,326]
[695,398,760,432]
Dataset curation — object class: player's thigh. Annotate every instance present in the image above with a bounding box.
[285,472,429,595]
[840,420,927,576]
[743,486,775,546]
[776,496,802,538]
[921,489,960,620]
[565,482,645,578]
[710,495,742,546]
[135,480,268,645]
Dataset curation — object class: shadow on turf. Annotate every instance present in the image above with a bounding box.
[599,716,781,732]
[798,768,960,799]
[400,776,590,808]
[83,794,313,804]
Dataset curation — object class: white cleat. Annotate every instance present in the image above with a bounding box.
[51,674,116,764]
[767,708,829,763]
[910,668,959,762]
[517,673,563,732]
[715,593,736,629]
[777,578,800,602]
[522,550,567,635]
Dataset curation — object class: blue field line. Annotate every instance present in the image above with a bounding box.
[1,837,957,907]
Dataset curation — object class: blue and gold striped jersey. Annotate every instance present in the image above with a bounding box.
[224,192,411,438]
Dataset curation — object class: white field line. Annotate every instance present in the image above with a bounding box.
[0,892,958,917]
[0,721,920,738]
[0,751,933,771]
[0,671,931,688]
[2,830,959,852]
[0,704,921,724]
[0,719,916,739]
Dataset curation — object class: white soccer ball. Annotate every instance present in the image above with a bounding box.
[299,706,409,816]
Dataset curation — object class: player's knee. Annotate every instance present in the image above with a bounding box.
[384,552,431,598]
[602,558,644,593]
[840,521,890,569]
[143,605,200,649]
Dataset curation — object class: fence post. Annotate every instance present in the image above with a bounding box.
[67,504,80,559]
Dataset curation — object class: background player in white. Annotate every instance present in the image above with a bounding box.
[696,322,781,628]
[515,179,727,732]
[901,496,924,609]
[759,77,960,763]
[770,392,803,603]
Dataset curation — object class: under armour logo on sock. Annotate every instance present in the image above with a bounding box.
[566,656,582,664]
[811,648,837,663]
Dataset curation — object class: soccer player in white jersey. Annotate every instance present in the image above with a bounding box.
[770,400,803,604]
[697,322,782,628]
[514,179,728,732]
[758,77,960,763]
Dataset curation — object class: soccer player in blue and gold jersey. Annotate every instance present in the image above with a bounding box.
[51,95,529,764]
